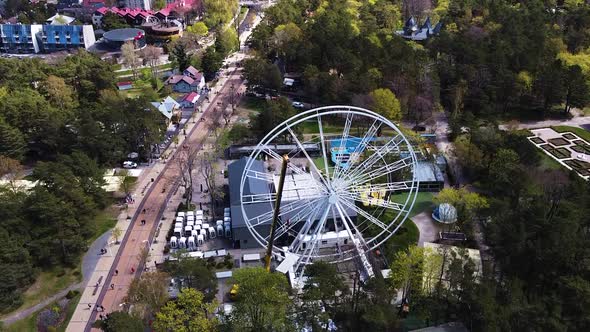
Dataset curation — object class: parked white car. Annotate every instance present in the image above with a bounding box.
[122,161,138,169]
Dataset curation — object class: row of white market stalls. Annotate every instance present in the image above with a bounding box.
[170,208,232,250]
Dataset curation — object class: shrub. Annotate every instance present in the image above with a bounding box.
[216,262,225,269]
[65,290,79,299]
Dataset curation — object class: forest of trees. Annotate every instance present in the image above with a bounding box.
[0,51,166,312]
[243,0,590,125]
[237,0,590,330]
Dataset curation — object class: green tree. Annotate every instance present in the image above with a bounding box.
[153,0,166,10]
[118,170,136,196]
[170,41,191,72]
[153,288,218,332]
[215,28,239,56]
[0,226,34,311]
[434,187,489,223]
[126,271,170,318]
[369,88,402,122]
[201,46,224,79]
[228,267,292,331]
[186,22,209,36]
[111,226,122,244]
[0,117,26,160]
[40,75,76,111]
[161,254,217,301]
[202,0,238,29]
[488,148,524,196]
[100,311,144,332]
[563,65,590,114]
[101,12,129,31]
[388,245,425,301]
[298,261,348,329]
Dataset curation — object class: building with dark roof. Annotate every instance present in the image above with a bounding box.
[228,157,272,249]
[165,68,205,93]
[227,157,358,249]
[102,28,146,50]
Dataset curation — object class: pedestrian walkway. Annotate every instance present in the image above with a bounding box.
[67,69,244,332]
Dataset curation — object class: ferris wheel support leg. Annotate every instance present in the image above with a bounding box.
[265,155,290,272]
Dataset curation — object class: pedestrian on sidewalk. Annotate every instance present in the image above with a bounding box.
[88,303,92,309]
[115,269,118,276]
[131,267,135,273]
[110,283,114,290]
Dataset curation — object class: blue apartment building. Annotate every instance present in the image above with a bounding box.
[0,24,96,54]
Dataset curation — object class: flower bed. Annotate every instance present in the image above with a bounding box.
[548,137,570,146]
[564,160,590,177]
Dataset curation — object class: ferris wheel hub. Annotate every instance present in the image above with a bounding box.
[328,191,338,204]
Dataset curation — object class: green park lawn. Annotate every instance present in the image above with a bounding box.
[552,125,590,142]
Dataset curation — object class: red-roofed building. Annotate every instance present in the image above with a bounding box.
[178,91,200,109]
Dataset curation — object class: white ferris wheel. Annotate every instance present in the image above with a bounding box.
[239,106,419,278]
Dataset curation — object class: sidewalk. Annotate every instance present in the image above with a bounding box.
[67,67,242,332]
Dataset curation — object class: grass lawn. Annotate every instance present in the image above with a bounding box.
[57,293,81,332]
[300,121,345,134]
[15,269,80,317]
[552,125,590,142]
[359,191,434,262]
[89,207,118,243]
[240,96,266,113]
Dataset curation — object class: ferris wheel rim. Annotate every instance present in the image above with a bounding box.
[239,105,419,264]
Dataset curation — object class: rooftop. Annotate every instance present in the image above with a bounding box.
[103,28,145,42]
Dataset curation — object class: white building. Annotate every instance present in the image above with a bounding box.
[123,0,151,10]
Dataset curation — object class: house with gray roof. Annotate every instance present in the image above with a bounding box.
[396,16,442,41]
[150,96,180,124]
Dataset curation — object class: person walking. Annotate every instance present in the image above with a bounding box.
[110,283,114,290]
[114,269,118,276]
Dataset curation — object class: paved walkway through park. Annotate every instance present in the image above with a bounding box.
[499,115,590,130]
[67,28,255,330]
[411,212,444,247]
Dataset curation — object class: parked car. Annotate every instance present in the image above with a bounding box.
[122,161,138,169]
[292,101,305,109]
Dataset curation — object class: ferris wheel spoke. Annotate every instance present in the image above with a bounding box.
[261,146,326,189]
[294,204,331,274]
[291,201,327,255]
[335,202,375,278]
[348,181,415,195]
[338,192,407,213]
[317,115,331,183]
[343,135,403,182]
[331,111,353,181]
[345,156,412,186]
[248,199,317,228]
[245,169,275,183]
[286,127,330,189]
[335,120,382,181]
[338,198,391,234]
[265,200,320,241]
[334,202,369,251]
